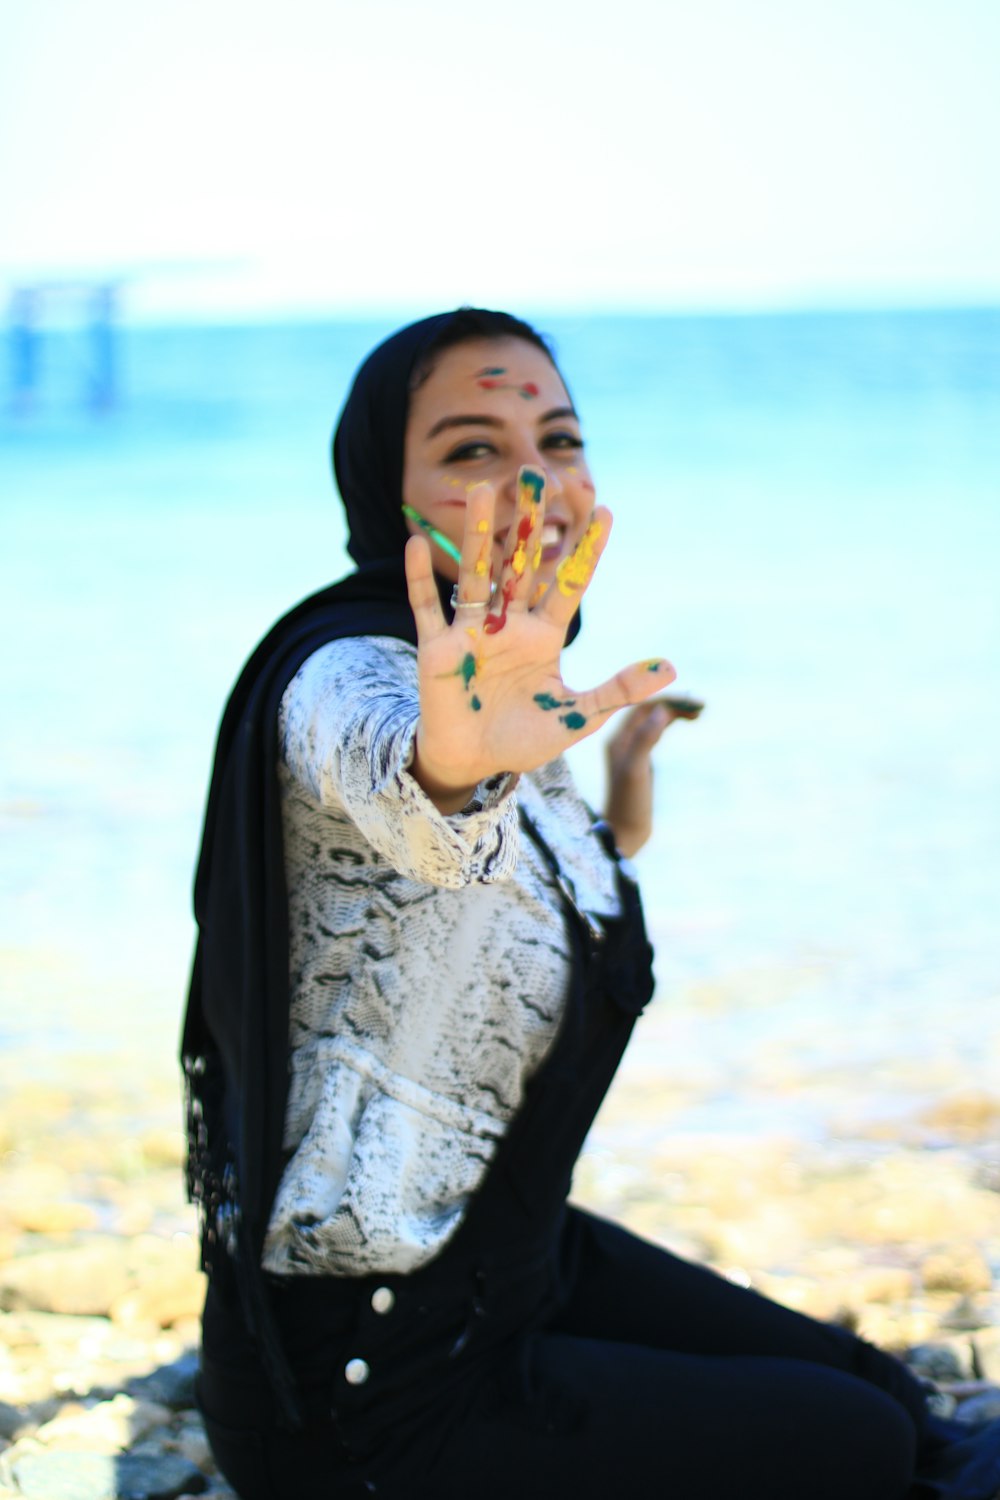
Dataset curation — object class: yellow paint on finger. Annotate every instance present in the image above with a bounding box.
[476,519,489,534]
[556,519,603,596]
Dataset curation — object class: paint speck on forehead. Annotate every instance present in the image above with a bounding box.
[475,367,540,400]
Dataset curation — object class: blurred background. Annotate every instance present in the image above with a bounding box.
[1,0,999,1342]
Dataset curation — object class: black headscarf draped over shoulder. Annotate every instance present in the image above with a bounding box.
[181,307,563,1425]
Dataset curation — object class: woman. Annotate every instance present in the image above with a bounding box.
[183,309,991,1500]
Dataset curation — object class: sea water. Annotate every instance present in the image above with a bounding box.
[2,310,998,1140]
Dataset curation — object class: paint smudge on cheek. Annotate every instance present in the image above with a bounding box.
[401,503,464,562]
[555,519,603,597]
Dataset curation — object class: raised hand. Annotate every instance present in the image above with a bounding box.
[604,695,704,857]
[404,466,675,811]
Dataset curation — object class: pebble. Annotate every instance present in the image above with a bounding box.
[908,1342,973,1382]
[953,1389,1000,1427]
[973,1327,1000,1382]
[921,1249,993,1295]
[4,1451,207,1500]
[0,1069,996,1498]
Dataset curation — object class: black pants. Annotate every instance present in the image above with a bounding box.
[200,1209,929,1500]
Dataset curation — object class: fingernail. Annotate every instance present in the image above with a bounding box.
[518,467,545,504]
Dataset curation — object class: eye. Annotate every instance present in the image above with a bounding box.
[444,439,497,463]
[542,430,584,452]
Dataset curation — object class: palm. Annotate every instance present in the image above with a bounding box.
[404,473,673,798]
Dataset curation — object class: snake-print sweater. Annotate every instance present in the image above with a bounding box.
[261,635,622,1277]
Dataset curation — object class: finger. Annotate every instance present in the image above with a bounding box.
[657,693,705,720]
[609,701,671,761]
[536,506,613,628]
[632,702,675,748]
[405,534,447,642]
[533,658,676,742]
[455,481,495,607]
[485,466,546,635]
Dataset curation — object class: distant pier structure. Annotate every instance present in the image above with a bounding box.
[8,279,120,413]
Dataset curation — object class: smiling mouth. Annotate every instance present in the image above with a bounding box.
[493,520,567,564]
[540,522,566,562]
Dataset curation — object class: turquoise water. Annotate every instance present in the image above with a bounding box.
[2,310,999,1135]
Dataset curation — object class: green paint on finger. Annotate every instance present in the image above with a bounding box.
[471,695,482,711]
[519,467,545,504]
[560,711,587,730]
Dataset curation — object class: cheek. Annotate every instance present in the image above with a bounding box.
[565,469,596,528]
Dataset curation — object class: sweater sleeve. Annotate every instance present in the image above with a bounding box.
[278,635,519,888]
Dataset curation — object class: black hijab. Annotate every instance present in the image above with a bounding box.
[182,307,566,1423]
[333,306,563,566]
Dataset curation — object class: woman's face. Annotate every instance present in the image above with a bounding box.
[402,336,596,586]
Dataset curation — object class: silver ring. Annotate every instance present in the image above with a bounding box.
[450,584,495,612]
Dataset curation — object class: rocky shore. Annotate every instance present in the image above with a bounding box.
[1,1064,998,1499]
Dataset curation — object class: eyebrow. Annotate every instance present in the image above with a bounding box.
[425,405,579,441]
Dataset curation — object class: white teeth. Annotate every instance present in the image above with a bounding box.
[540,524,563,548]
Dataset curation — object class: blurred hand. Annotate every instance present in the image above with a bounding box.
[604,695,702,857]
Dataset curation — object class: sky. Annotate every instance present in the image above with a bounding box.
[2,0,999,320]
